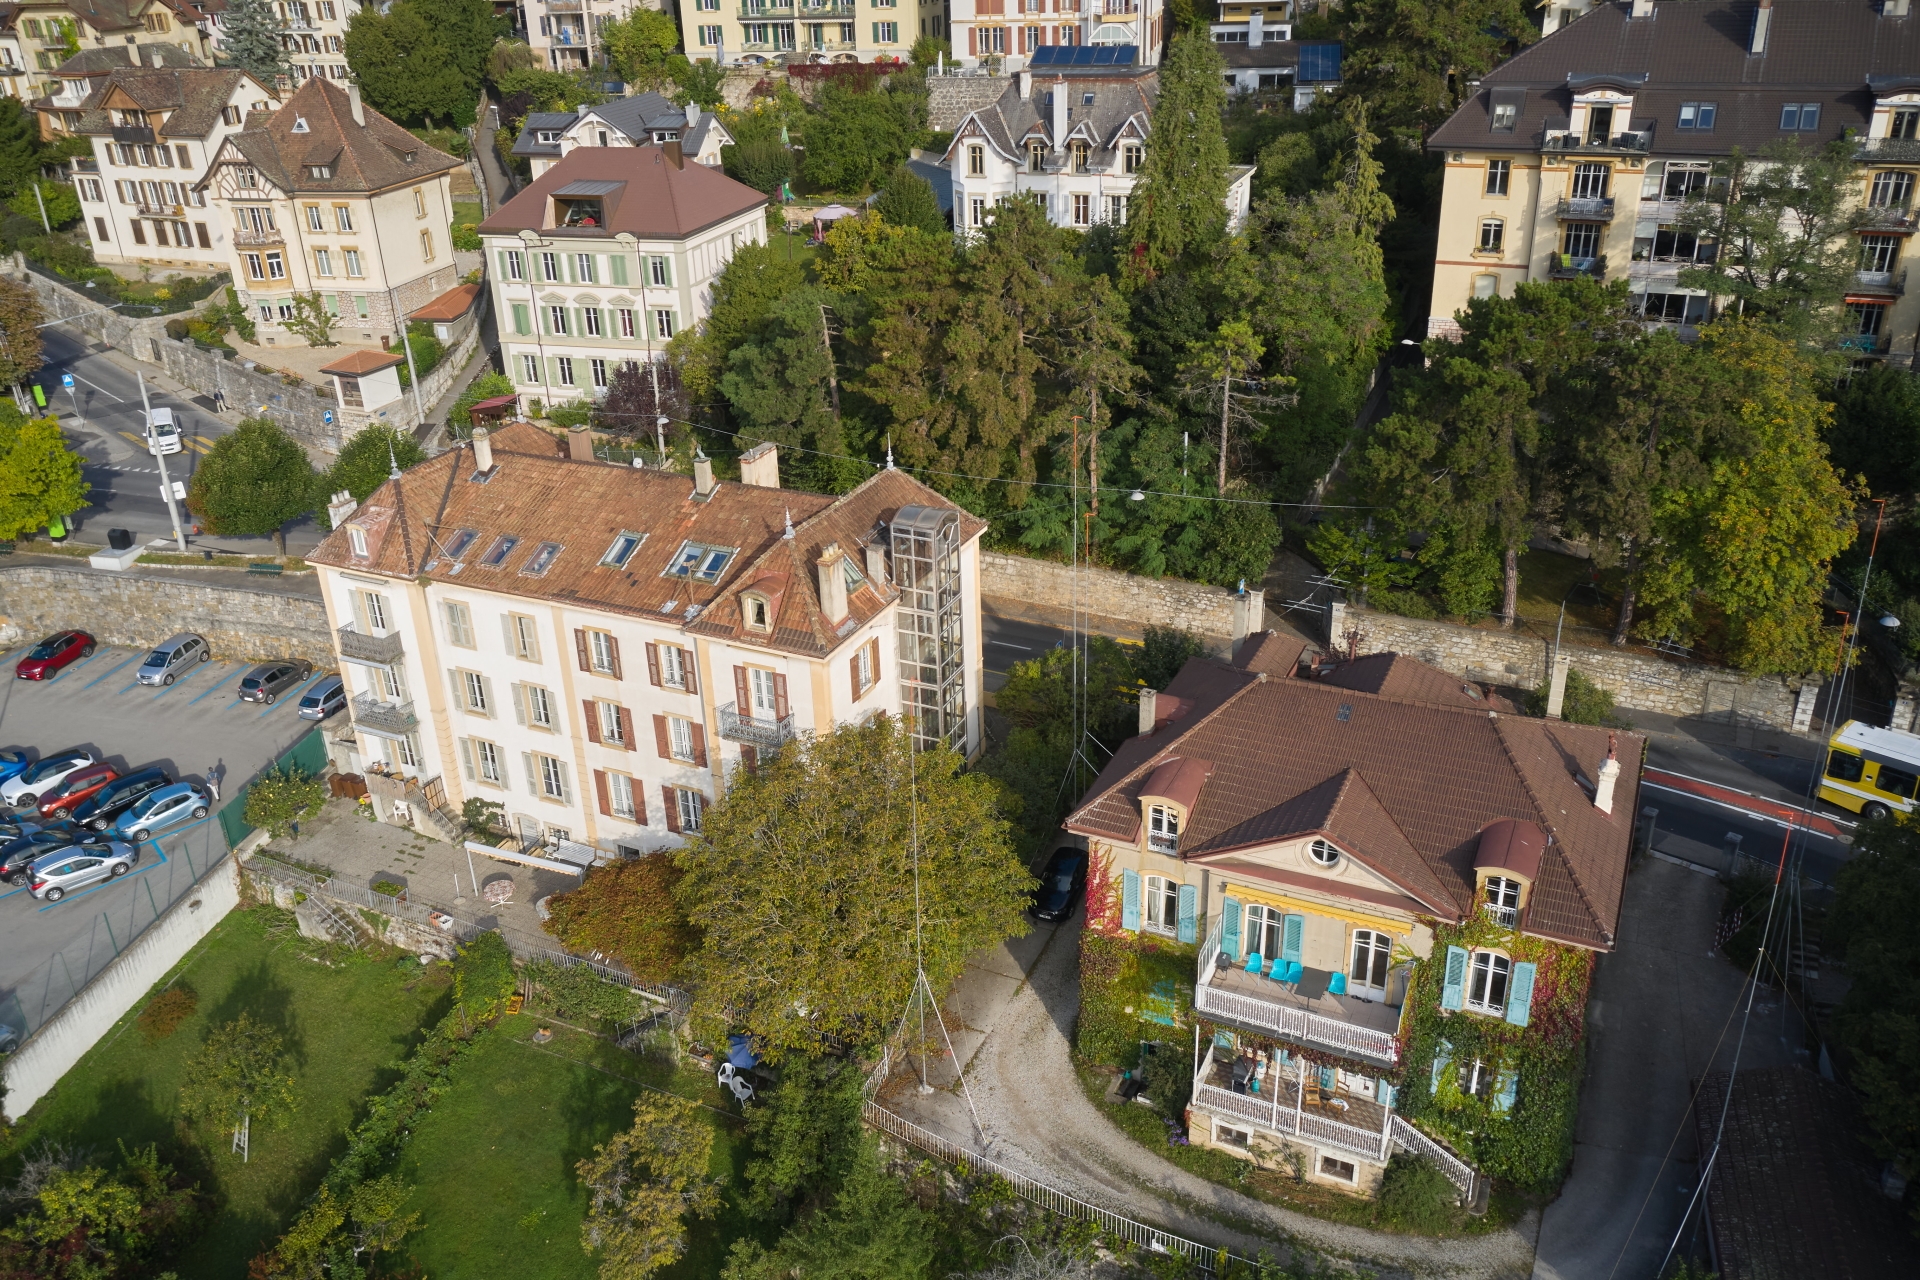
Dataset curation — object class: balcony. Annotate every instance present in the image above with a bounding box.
[70,157,97,173]
[1544,129,1651,155]
[1194,920,1404,1066]
[1839,333,1891,354]
[1190,1042,1393,1165]
[336,623,405,666]
[1549,253,1606,280]
[1148,830,1178,855]
[1482,902,1518,929]
[1556,195,1614,220]
[799,38,857,50]
[286,16,321,29]
[233,226,284,246]
[739,2,797,13]
[717,702,795,749]
[1861,205,1917,232]
[351,694,418,739]
[545,0,584,9]
[797,0,857,13]
[111,125,155,146]
[1853,268,1907,297]
[136,203,182,218]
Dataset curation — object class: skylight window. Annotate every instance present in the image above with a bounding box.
[664,541,735,583]
[522,542,563,576]
[601,530,645,568]
[443,527,478,560]
[479,534,519,568]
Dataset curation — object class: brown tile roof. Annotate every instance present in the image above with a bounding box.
[1429,0,1920,157]
[54,43,204,76]
[64,67,250,140]
[1316,652,1495,709]
[477,145,767,241]
[410,284,481,323]
[214,77,462,196]
[1693,1067,1913,1280]
[308,423,987,659]
[1234,630,1306,678]
[318,349,404,376]
[1065,655,1642,948]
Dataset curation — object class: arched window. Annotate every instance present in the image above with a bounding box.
[1478,217,1504,253]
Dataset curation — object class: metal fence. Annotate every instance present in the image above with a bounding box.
[218,727,328,848]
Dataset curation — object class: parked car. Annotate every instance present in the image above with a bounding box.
[35,762,120,820]
[136,633,209,686]
[296,673,346,721]
[238,659,313,705]
[0,751,30,784]
[1030,846,1089,923]
[71,767,174,832]
[1,749,97,808]
[146,407,181,456]
[15,632,95,680]
[28,841,140,901]
[112,783,210,842]
[0,826,104,885]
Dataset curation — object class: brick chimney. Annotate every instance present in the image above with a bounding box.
[1593,735,1621,815]
[738,441,780,488]
[692,448,716,499]
[664,139,684,169]
[566,425,594,462]
[816,542,848,624]
[326,488,357,528]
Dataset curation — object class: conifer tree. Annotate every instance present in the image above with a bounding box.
[1125,31,1230,278]
[216,0,292,87]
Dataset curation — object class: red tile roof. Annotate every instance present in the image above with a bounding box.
[477,145,766,241]
[410,284,481,323]
[318,349,405,376]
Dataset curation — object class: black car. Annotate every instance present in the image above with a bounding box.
[1031,846,1089,922]
[238,659,314,705]
[71,767,175,832]
[0,826,105,885]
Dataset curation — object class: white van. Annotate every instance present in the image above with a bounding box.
[147,407,181,456]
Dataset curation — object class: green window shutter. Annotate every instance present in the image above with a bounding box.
[1120,868,1140,932]
[496,249,509,278]
[512,303,529,335]
[1492,1069,1518,1115]
[1440,945,1469,1011]
[574,308,584,337]
[547,356,563,386]
[609,253,628,286]
[1176,883,1197,944]
[1429,1038,1452,1095]
[564,253,574,283]
[1505,960,1536,1026]
[1221,895,1241,960]
[1281,913,1304,963]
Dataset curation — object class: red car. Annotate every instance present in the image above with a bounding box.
[15,631,95,680]
[37,762,120,820]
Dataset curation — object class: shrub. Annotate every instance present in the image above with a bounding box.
[244,762,327,840]
[453,931,515,1021]
[1525,667,1627,726]
[450,222,481,251]
[723,136,795,197]
[138,985,198,1042]
[1374,1154,1459,1233]
[1370,588,1440,620]
[545,398,593,428]
[371,879,405,898]
[542,855,693,985]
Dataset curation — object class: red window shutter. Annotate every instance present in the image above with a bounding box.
[653,714,671,759]
[607,635,622,680]
[645,642,662,686]
[663,786,679,833]
[583,700,601,744]
[733,664,749,711]
[773,673,789,720]
[616,705,636,752]
[574,628,590,671]
[868,638,881,688]
[690,723,707,769]
[740,744,758,773]
[634,783,647,824]
[851,653,862,700]
[683,648,700,695]
[969,25,977,55]
[594,769,611,817]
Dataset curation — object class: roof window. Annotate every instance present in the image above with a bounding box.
[479,534,519,568]
[600,530,645,568]
[292,115,309,132]
[522,541,563,576]
[665,541,734,583]
[443,527,478,560]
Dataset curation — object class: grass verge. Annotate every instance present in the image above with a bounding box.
[5,905,451,1276]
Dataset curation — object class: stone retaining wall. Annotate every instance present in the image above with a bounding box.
[0,565,333,666]
[980,551,1265,652]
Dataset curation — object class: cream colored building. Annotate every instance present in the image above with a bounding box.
[1425,0,1920,364]
[676,0,944,64]
[949,0,1161,69]
[308,423,986,856]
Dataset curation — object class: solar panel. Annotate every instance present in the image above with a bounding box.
[1093,46,1117,63]
[1298,43,1343,83]
[1073,46,1097,64]
[1030,45,1061,65]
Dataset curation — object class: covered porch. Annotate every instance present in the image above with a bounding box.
[1194,918,1406,1066]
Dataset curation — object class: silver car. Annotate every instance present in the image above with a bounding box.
[27,840,139,901]
[137,633,209,686]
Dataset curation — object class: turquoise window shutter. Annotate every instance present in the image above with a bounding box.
[1430,1039,1452,1095]
[1121,868,1140,932]
[1176,884,1197,943]
[1505,960,1537,1027]
[1378,1078,1397,1109]
[1440,945,1469,1011]
[1221,896,1241,960]
[1492,1069,1518,1115]
[1281,913,1304,963]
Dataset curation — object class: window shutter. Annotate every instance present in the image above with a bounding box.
[555,761,570,804]
[511,683,526,725]
[663,785,680,833]
[1281,913,1304,963]
[1120,868,1141,932]
[501,613,516,651]
[449,669,463,709]
[522,752,537,797]
[1221,895,1241,960]
[594,769,611,817]
[645,642,662,686]
[653,714,671,759]
[574,628,591,671]
[583,699,601,744]
[968,25,976,54]
[1440,945,1469,1011]
[683,648,699,695]
[740,744,758,773]
[633,783,647,824]
[609,253,628,285]
[1176,883,1197,944]
[1378,1078,1397,1109]
[1430,1039,1452,1095]
[773,673,789,719]
[458,738,475,780]
[850,653,862,699]
[479,675,494,716]
[1505,960,1537,1027]
[690,723,707,768]
[1492,1069,1518,1115]
[616,705,636,752]
[733,664,749,710]
[350,590,370,632]
[606,635,622,680]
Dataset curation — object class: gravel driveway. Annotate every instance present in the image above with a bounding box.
[879,916,1541,1280]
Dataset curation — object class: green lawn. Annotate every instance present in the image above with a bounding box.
[1513,548,1624,632]
[451,201,483,227]
[7,906,451,1277]
[765,226,819,272]
[395,1015,762,1279]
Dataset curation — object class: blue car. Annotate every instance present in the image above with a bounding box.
[0,751,29,785]
[112,783,210,842]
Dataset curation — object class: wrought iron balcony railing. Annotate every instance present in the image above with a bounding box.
[1556,195,1614,219]
[351,694,418,738]
[233,227,285,246]
[717,702,795,749]
[336,623,405,665]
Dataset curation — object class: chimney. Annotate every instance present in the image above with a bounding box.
[471,427,493,474]
[326,488,357,528]
[738,441,780,488]
[664,139,684,169]
[1051,76,1067,148]
[1629,0,1652,16]
[1018,67,1032,99]
[1138,687,1158,735]
[686,102,700,129]
[347,82,365,127]
[1249,11,1263,47]
[816,542,849,624]
[864,539,887,588]
[130,44,142,67]
[1593,735,1621,815]
[692,447,716,499]
[566,424,594,462]
[1749,0,1772,54]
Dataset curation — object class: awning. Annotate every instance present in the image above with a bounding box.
[464,840,585,877]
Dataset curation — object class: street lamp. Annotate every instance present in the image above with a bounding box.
[1882,614,1902,630]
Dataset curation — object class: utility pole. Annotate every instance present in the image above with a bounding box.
[140,372,187,552]
[818,303,841,417]
[31,182,48,233]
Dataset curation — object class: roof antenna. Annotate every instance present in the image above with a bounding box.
[783,507,794,539]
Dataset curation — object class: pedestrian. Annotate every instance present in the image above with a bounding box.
[206,763,221,802]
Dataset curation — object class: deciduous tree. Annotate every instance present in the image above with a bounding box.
[314,423,425,527]
[186,416,317,554]
[577,1094,722,1280]
[0,276,45,395]
[343,0,478,127]
[801,78,926,194]
[542,855,694,984]
[0,414,88,539]
[0,98,43,196]
[0,1144,206,1280]
[177,1014,298,1159]
[1340,0,1536,132]
[243,762,325,838]
[601,8,681,90]
[873,162,945,236]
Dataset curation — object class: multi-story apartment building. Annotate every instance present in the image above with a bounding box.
[55,63,273,271]
[308,423,986,856]
[1209,0,1287,45]
[13,0,214,81]
[943,61,1253,237]
[1425,0,1920,364]
[510,91,730,179]
[0,8,35,99]
[34,40,203,137]
[205,0,356,85]
[196,75,463,343]
[480,144,766,411]
[674,0,945,65]
[1069,634,1638,1200]
[948,0,1162,70]
[523,0,656,72]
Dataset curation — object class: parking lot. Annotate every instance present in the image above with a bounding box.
[0,640,334,1042]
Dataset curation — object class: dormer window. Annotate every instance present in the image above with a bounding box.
[347,524,368,558]
[1071,141,1089,173]
[307,164,331,179]
[1147,804,1179,854]
[743,593,772,632]
[1028,141,1045,173]
[1123,143,1143,173]
[1484,875,1521,927]
[1308,838,1340,867]
[1893,108,1920,141]
[292,115,309,132]
[537,130,561,144]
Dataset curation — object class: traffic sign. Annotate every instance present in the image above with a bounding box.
[323,410,334,425]
[162,480,186,500]
[60,373,73,390]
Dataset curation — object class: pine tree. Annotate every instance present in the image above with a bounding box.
[0,98,41,198]
[216,0,292,87]
[1125,30,1230,278]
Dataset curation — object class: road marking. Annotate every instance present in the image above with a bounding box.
[256,671,319,718]
[988,641,1033,650]
[34,844,170,912]
[186,665,244,705]
[81,652,145,689]
[68,371,125,403]
[150,665,210,699]
[45,651,102,684]
[192,436,219,448]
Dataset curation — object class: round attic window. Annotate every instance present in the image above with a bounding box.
[1309,839,1340,867]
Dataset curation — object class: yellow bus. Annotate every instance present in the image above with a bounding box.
[1819,720,1920,820]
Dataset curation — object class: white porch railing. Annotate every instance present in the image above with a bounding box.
[1391,1115,1476,1197]
[1194,920,1400,1064]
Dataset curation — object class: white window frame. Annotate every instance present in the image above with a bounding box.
[476,738,504,784]
[660,644,687,690]
[509,614,541,661]
[588,629,617,674]
[599,700,626,745]
[676,786,704,831]
[443,600,475,648]
[608,770,636,820]
[1349,928,1391,998]
[1147,804,1178,853]
[460,669,489,714]
[1466,951,1511,1015]
[527,683,555,728]
[1142,873,1178,935]
[537,753,568,801]
[668,715,694,762]
[749,667,778,718]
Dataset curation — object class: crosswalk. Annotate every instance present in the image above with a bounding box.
[114,431,220,457]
